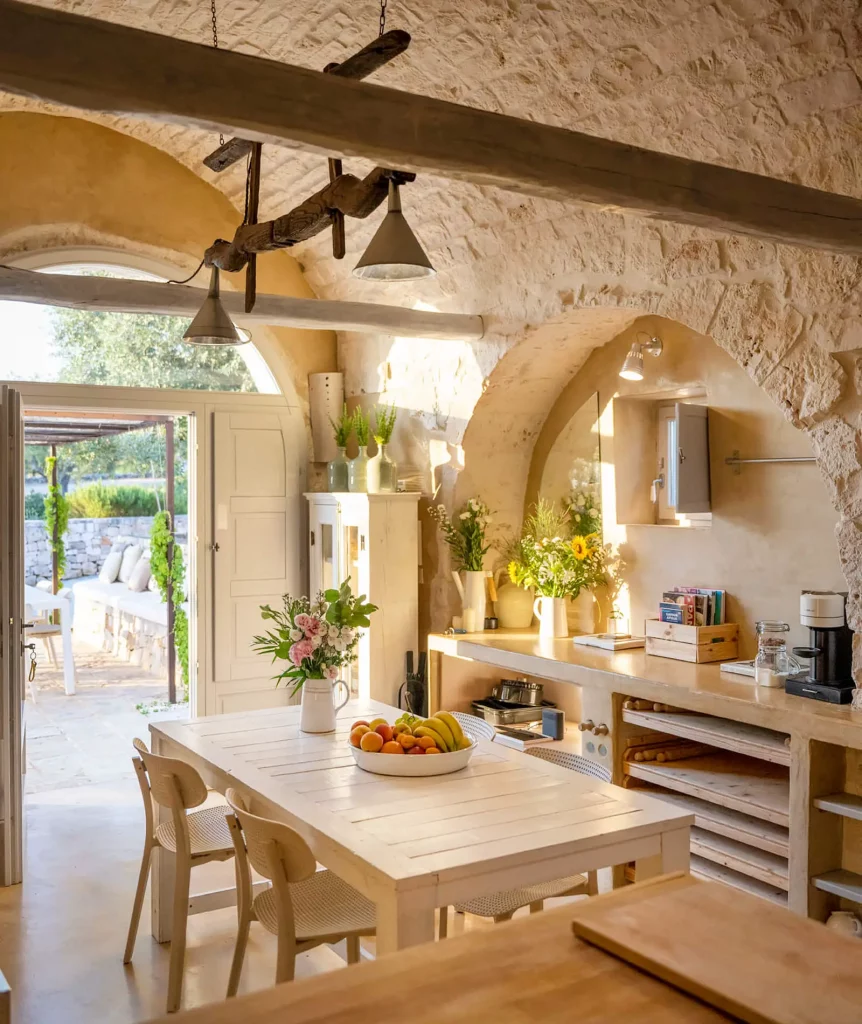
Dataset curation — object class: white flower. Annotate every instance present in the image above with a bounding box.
[469,498,478,510]
[341,628,355,643]
[459,512,470,520]
[328,625,339,640]
[574,513,581,522]
[334,639,347,652]
[311,635,322,648]
[325,665,339,681]
[289,628,303,642]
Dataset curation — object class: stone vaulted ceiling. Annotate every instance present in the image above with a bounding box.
[2,0,861,320]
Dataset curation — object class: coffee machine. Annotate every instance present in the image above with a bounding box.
[786,591,855,704]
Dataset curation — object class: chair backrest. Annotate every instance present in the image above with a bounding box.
[526,746,612,783]
[451,711,495,743]
[225,789,316,885]
[132,737,207,810]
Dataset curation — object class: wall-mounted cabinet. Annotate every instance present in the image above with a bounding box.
[612,397,711,527]
[305,492,420,705]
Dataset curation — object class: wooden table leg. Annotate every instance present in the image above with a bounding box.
[150,733,177,942]
[375,890,436,955]
[635,827,691,882]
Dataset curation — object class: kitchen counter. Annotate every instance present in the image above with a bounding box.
[428,630,862,748]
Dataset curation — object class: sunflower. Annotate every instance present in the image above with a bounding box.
[571,535,589,561]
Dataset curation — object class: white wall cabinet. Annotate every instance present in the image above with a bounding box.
[305,492,420,705]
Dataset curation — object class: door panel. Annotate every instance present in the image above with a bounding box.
[211,411,301,713]
[0,385,24,885]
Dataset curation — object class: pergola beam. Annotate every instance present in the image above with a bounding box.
[0,268,485,341]
[0,0,861,255]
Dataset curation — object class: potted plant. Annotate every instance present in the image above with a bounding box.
[429,498,491,631]
[328,403,353,492]
[508,498,604,638]
[252,578,377,733]
[367,404,397,493]
[348,407,371,493]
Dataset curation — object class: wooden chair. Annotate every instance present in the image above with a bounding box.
[124,738,235,1014]
[437,719,606,940]
[224,788,376,997]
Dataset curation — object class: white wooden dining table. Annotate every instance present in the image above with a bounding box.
[148,700,693,955]
[24,584,76,695]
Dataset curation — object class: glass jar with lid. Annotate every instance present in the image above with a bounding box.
[754,620,800,687]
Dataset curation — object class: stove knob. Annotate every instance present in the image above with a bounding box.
[593,723,609,736]
[578,720,595,733]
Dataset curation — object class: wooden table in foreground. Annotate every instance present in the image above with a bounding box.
[148,700,691,954]
[150,875,862,1024]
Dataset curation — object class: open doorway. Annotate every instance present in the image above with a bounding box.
[23,410,193,795]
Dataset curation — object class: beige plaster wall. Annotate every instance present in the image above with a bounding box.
[528,317,847,657]
[0,112,337,400]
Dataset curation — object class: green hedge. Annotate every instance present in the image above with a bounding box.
[66,482,188,519]
[24,492,46,520]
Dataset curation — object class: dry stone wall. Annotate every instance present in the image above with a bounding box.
[24,515,189,586]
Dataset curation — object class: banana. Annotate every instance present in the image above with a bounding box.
[434,711,466,748]
[415,725,450,752]
[422,717,455,751]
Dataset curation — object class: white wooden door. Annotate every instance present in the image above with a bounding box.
[210,411,302,714]
[0,385,24,885]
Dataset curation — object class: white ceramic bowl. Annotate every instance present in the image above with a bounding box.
[349,741,475,777]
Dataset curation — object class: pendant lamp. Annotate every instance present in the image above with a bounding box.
[183,266,248,345]
[353,179,435,282]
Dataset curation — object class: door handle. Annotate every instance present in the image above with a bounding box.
[210,542,220,553]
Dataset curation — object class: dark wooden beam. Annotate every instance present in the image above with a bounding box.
[202,29,410,173]
[244,141,262,312]
[1,1,860,255]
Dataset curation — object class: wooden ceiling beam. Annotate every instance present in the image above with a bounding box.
[0,267,485,340]
[0,1,861,255]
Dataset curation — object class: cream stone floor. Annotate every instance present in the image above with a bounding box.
[1,642,583,1023]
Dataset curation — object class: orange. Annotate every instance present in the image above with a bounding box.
[417,736,435,750]
[350,720,370,732]
[349,727,369,748]
[425,746,442,754]
[359,731,384,753]
[397,734,417,750]
[380,741,404,755]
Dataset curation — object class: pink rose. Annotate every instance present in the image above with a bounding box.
[304,616,325,637]
[294,613,312,632]
[289,639,314,667]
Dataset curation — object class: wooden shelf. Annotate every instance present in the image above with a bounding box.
[638,786,789,857]
[691,855,788,907]
[625,753,790,827]
[814,793,862,822]
[691,827,788,890]
[622,709,790,766]
[812,870,862,904]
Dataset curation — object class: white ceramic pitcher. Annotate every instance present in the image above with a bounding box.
[533,596,569,639]
[452,570,486,632]
[299,676,350,734]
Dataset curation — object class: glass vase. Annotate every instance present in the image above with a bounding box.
[348,445,370,492]
[377,443,397,493]
[327,447,349,492]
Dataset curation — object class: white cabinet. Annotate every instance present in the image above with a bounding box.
[305,492,420,704]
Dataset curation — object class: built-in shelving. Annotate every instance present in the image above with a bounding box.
[638,786,789,857]
[625,753,790,827]
[691,855,788,907]
[812,870,862,904]
[690,827,788,890]
[813,793,862,822]
[622,710,790,766]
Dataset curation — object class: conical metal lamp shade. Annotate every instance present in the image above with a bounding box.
[619,342,644,381]
[353,181,436,282]
[183,267,247,346]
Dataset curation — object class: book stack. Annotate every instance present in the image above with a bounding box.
[659,587,725,627]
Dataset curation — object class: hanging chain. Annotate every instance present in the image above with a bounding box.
[379,0,387,36]
[210,0,224,145]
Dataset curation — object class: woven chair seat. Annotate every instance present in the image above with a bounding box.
[155,805,234,857]
[253,869,376,940]
[454,873,588,918]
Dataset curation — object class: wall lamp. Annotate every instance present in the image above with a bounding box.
[619,332,663,381]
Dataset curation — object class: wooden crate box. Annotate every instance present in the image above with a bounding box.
[645,620,739,664]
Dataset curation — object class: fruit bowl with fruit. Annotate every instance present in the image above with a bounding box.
[348,712,475,777]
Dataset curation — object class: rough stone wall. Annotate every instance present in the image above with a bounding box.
[24,515,189,585]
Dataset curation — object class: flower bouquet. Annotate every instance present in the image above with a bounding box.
[429,497,491,630]
[253,579,377,695]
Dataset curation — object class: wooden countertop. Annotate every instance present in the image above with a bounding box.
[151,876,862,1024]
[429,631,862,746]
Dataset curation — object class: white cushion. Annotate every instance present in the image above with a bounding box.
[147,573,160,594]
[127,558,151,593]
[98,551,123,584]
[117,544,142,584]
